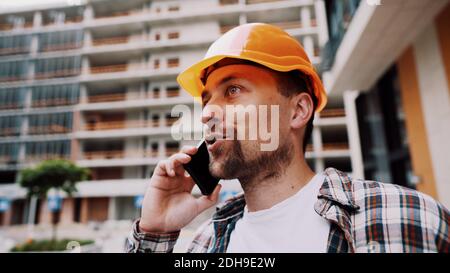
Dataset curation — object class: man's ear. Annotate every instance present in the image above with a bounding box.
[290,92,314,129]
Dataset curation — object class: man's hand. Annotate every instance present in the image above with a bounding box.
[139,145,222,233]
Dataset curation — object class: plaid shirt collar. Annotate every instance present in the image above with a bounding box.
[209,167,360,253]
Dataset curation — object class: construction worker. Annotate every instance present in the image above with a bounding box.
[125,23,449,253]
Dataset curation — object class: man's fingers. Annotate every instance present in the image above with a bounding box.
[180,145,198,155]
[195,184,222,213]
[166,153,191,177]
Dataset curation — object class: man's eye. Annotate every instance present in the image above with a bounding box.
[226,86,241,97]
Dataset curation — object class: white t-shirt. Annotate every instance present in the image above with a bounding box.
[226,173,330,253]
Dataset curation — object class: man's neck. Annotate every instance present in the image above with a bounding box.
[240,156,316,212]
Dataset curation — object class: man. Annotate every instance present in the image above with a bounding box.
[125,23,449,253]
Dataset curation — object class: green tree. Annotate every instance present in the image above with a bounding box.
[18,159,90,241]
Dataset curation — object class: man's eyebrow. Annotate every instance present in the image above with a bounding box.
[201,74,244,99]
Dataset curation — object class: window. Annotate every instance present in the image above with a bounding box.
[167,58,179,68]
[31,84,80,107]
[0,88,25,110]
[0,116,21,137]
[155,33,161,41]
[28,112,73,135]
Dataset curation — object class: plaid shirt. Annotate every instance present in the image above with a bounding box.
[125,168,450,253]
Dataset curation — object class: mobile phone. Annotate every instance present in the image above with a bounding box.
[183,140,220,195]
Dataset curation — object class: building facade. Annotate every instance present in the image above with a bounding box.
[0,0,362,227]
[322,0,450,208]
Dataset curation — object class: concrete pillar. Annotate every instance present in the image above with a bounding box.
[344,90,364,179]
[158,139,166,157]
[80,197,89,224]
[301,6,311,28]
[80,84,88,104]
[303,36,314,59]
[239,13,247,25]
[314,0,329,47]
[33,11,42,28]
[83,29,92,47]
[107,197,116,221]
[60,198,74,224]
[82,56,90,75]
[83,4,94,21]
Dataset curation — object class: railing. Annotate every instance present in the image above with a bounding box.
[92,36,129,46]
[0,22,33,31]
[247,0,284,4]
[34,69,81,79]
[273,21,302,30]
[166,117,179,126]
[24,154,69,162]
[166,89,180,98]
[0,128,20,137]
[144,150,159,158]
[220,25,239,34]
[87,93,127,103]
[41,42,82,52]
[31,98,75,108]
[0,156,17,164]
[0,75,26,82]
[0,47,29,55]
[219,0,239,5]
[0,103,21,110]
[319,108,346,118]
[90,64,128,74]
[165,147,179,156]
[28,125,71,135]
[84,150,124,160]
[322,142,349,151]
[83,119,161,131]
[95,10,143,19]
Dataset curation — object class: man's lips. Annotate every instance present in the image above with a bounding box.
[205,133,228,153]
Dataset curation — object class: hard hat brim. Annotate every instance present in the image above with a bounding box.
[176,51,328,112]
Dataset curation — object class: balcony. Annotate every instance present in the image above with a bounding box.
[0,22,33,32]
[43,16,83,26]
[322,142,349,151]
[24,154,69,163]
[0,75,27,83]
[41,42,82,52]
[87,93,127,103]
[0,103,22,110]
[0,155,17,164]
[94,10,143,20]
[83,119,161,131]
[0,47,29,56]
[28,125,71,135]
[247,0,284,4]
[90,64,128,74]
[34,69,81,80]
[31,97,76,108]
[319,108,346,118]
[92,36,129,47]
[0,128,20,137]
[84,150,124,160]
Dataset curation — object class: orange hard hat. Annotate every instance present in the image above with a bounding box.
[176,23,327,112]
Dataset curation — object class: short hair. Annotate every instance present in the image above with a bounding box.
[272,70,317,153]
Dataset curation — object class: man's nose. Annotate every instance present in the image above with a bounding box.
[201,104,221,125]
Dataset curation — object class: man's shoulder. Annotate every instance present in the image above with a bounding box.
[351,177,446,217]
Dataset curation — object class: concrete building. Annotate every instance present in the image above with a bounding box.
[322,0,450,208]
[0,0,359,227]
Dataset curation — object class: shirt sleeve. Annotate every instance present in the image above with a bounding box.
[124,219,180,253]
